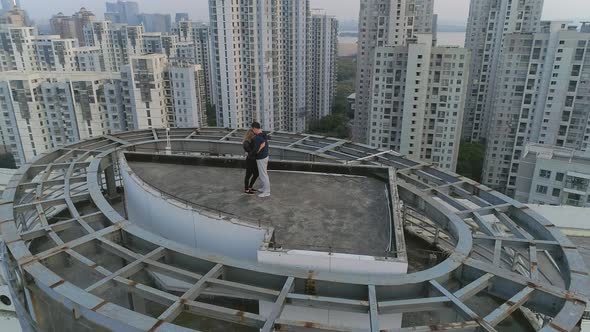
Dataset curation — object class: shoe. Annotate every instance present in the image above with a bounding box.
[250,188,259,192]
[245,189,255,195]
[258,192,270,198]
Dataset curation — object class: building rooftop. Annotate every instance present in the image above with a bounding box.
[127,160,391,256]
[0,128,588,332]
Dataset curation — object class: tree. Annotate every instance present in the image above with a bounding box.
[206,103,217,127]
[0,153,16,169]
[456,142,485,182]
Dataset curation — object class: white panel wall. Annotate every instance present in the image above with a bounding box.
[122,165,268,261]
[258,250,408,275]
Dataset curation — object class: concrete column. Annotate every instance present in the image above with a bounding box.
[104,165,117,198]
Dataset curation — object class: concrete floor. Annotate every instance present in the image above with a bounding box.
[128,161,392,257]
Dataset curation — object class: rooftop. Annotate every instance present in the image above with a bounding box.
[127,157,392,257]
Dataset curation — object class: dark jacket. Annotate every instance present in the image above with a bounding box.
[243,139,257,160]
[253,133,269,160]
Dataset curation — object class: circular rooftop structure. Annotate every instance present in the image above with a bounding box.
[1,128,588,331]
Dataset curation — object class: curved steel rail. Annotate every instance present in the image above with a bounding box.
[0,128,588,332]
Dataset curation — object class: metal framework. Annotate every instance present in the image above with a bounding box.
[0,127,588,331]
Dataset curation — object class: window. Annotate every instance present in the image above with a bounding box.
[552,188,561,197]
[539,169,551,179]
[536,185,548,195]
[555,172,564,181]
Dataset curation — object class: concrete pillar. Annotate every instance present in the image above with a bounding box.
[104,165,117,198]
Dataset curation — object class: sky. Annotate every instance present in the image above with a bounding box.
[16,0,590,26]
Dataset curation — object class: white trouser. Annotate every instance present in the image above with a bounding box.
[256,157,270,194]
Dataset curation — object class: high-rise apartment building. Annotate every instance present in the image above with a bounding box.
[105,0,140,26]
[483,22,590,195]
[50,8,96,46]
[84,22,144,72]
[368,34,470,170]
[0,5,28,26]
[353,0,435,144]
[121,54,207,130]
[462,0,544,143]
[0,72,125,165]
[209,0,310,131]
[515,143,590,207]
[307,11,338,125]
[138,13,172,33]
[175,13,189,22]
[49,12,75,39]
[172,21,212,104]
[0,25,206,166]
[0,0,19,11]
[210,0,338,132]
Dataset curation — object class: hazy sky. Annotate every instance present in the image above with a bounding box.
[18,0,590,25]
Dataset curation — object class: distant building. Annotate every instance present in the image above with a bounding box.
[105,0,139,25]
[0,71,125,165]
[210,0,334,132]
[516,144,590,208]
[462,0,544,143]
[175,13,189,22]
[0,0,19,11]
[483,22,590,195]
[50,8,96,46]
[353,0,436,144]
[121,54,207,130]
[368,35,470,171]
[84,22,144,72]
[138,13,171,33]
[0,5,28,26]
[72,8,96,46]
[49,12,75,39]
[307,11,338,125]
[172,21,212,105]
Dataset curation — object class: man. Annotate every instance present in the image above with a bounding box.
[251,122,270,198]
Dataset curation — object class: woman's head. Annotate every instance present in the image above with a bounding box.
[244,129,256,142]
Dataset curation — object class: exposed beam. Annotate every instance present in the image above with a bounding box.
[103,134,130,146]
[158,263,223,323]
[368,285,379,332]
[455,273,495,301]
[315,140,345,154]
[430,280,498,332]
[483,287,535,326]
[379,297,448,314]
[86,247,166,294]
[261,276,295,332]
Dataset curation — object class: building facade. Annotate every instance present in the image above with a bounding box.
[50,8,96,46]
[483,22,590,194]
[105,0,139,26]
[353,0,435,144]
[83,21,144,72]
[307,11,338,125]
[121,54,207,130]
[368,34,470,171]
[138,13,171,33]
[0,72,125,165]
[516,144,590,207]
[209,0,333,132]
[209,0,311,131]
[0,25,206,166]
[172,21,212,105]
[462,0,544,143]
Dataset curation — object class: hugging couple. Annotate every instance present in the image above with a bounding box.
[242,122,270,198]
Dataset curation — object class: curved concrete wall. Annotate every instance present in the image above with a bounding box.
[121,156,269,261]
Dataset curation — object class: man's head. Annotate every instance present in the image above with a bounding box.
[251,122,262,134]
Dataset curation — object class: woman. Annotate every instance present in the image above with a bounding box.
[243,129,259,194]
